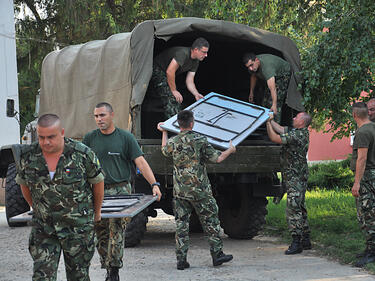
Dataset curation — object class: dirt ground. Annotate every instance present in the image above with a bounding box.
[1,207,374,281]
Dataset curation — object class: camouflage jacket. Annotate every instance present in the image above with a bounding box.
[161,131,220,201]
[280,127,309,182]
[16,138,104,233]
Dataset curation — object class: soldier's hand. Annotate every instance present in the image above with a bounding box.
[172,90,183,103]
[194,93,204,101]
[94,212,101,222]
[248,93,254,103]
[229,140,236,153]
[352,183,360,197]
[270,104,277,115]
[157,122,166,132]
[268,112,274,121]
[152,185,162,201]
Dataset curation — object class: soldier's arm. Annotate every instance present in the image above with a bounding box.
[20,184,32,207]
[217,141,236,163]
[133,156,162,201]
[249,74,257,103]
[186,72,203,100]
[352,147,368,197]
[92,181,104,222]
[266,119,282,144]
[267,77,277,114]
[166,59,183,103]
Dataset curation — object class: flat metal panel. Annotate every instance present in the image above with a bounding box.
[9,195,157,222]
[161,92,271,149]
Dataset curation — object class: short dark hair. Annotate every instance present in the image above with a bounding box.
[300,112,312,127]
[177,110,194,129]
[191,37,209,50]
[242,53,257,65]
[37,113,61,128]
[95,102,113,113]
[352,102,368,119]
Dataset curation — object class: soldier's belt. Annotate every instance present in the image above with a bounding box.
[105,181,129,188]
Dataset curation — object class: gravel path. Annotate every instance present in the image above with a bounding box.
[0,207,374,281]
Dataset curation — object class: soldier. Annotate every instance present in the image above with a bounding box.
[367,98,375,122]
[16,113,105,281]
[144,37,209,119]
[83,102,161,281]
[266,111,312,255]
[243,53,292,123]
[157,110,236,270]
[350,102,375,267]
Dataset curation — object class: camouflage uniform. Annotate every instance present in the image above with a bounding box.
[148,66,181,119]
[15,138,104,281]
[280,127,310,237]
[83,127,143,270]
[263,71,291,123]
[161,130,223,261]
[357,170,375,251]
[351,122,375,252]
[94,183,132,269]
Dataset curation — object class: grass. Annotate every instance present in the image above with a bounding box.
[264,188,375,272]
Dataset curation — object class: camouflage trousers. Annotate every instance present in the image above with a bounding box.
[173,195,223,261]
[29,223,95,281]
[95,183,132,269]
[264,71,291,123]
[284,172,310,237]
[357,170,375,251]
[149,66,181,119]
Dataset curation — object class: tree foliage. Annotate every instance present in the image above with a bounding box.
[301,0,375,139]
[14,0,375,138]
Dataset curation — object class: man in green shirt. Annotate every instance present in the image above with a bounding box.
[350,102,375,267]
[144,38,209,119]
[243,53,292,123]
[83,102,161,281]
[17,113,105,281]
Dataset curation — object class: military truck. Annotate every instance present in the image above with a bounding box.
[1,18,305,245]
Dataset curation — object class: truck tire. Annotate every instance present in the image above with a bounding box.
[5,163,30,227]
[125,211,148,247]
[220,186,268,239]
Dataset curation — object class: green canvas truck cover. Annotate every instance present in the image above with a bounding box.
[40,17,304,139]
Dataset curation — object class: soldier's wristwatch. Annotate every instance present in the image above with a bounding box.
[151,182,160,188]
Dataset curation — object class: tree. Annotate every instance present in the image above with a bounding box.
[301,0,375,139]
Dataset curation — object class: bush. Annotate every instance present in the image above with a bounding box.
[308,157,354,190]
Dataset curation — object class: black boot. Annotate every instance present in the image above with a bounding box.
[212,251,233,266]
[301,234,312,250]
[105,267,119,281]
[285,235,303,255]
[355,252,375,267]
[177,259,190,270]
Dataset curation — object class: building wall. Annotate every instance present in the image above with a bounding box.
[308,126,352,162]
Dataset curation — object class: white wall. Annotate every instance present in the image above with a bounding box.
[0,0,20,146]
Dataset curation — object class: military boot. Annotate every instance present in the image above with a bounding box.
[105,267,119,281]
[177,258,190,270]
[301,234,312,250]
[212,251,233,266]
[355,251,375,267]
[285,235,303,255]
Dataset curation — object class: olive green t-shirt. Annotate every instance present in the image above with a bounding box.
[154,47,199,75]
[256,54,291,81]
[83,128,143,184]
[351,122,375,171]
